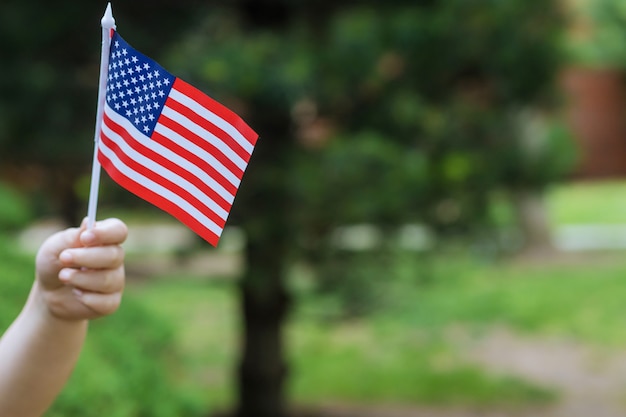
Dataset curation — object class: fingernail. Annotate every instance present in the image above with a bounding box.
[59,269,72,282]
[81,230,96,245]
[59,251,73,263]
[72,288,84,298]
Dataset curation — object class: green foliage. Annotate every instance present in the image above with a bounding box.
[169,0,572,318]
[569,0,626,66]
[0,182,32,231]
[0,238,200,417]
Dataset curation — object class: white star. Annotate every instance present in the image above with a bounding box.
[143,125,150,133]
[149,82,155,90]
[140,106,145,113]
[130,98,136,105]
[122,48,128,56]
[133,108,139,115]
[134,117,140,125]
[122,100,129,108]
[126,110,132,117]
[154,70,160,78]
[135,65,142,73]
[141,115,147,123]
[130,77,137,84]
[148,113,155,121]
[158,90,165,97]
[119,91,126,99]
[163,78,170,85]
[151,92,157,100]
[115,41,119,47]
[139,74,145,82]
[125,58,130,66]
[126,88,133,96]
[135,86,141,94]
[132,56,138,63]
[143,63,150,71]
[120,70,126,77]
[114,103,121,111]
[127,67,134,75]
[156,80,162,88]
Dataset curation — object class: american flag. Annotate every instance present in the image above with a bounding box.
[98,31,258,246]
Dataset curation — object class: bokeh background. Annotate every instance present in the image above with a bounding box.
[3,0,626,416]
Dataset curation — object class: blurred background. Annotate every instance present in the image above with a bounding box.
[3,0,626,416]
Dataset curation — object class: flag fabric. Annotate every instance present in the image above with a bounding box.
[98,31,258,246]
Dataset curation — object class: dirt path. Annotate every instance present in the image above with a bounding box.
[463,326,626,417]
[305,326,626,417]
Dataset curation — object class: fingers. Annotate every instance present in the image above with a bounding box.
[59,245,125,270]
[35,217,128,321]
[80,218,128,247]
[59,266,125,294]
[74,288,123,317]
[43,285,123,320]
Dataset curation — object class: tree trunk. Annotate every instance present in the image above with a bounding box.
[236,238,290,417]
[233,109,293,417]
[513,189,554,254]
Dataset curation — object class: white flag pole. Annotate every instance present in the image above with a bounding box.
[87,2,116,229]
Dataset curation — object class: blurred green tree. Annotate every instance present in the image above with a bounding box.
[0,0,206,223]
[0,1,571,417]
[170,1,569,416]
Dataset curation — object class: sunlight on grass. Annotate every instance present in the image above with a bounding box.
[378,253,626,347]
[547,180,626,225]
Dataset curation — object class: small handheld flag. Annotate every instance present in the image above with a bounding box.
[88,4,258,246]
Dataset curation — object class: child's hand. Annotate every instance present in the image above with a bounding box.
[34,218,128,321]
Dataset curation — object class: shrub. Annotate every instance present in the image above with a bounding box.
[0,237,201,417]
[0,182,32,231]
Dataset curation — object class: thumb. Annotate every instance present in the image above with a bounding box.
[35,222,86,285]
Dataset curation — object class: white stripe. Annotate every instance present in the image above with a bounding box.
[106,107,235,204]
[153,123,241,188]
[161,104,248,172]
[169,87,254,154]
[98,136,223,237]
[101,108,229,221]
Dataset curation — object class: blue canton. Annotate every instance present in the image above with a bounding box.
[105,32,175,137]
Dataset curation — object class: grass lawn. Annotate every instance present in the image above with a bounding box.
[547,180,626,225]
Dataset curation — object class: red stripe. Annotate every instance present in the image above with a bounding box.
[173,78,258,146]
[158,112,244,179]
[99,116,227,230]
[98,150,220,246]
[103,112,232,213]
[166,97,252,164]
[149,129,238,196]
